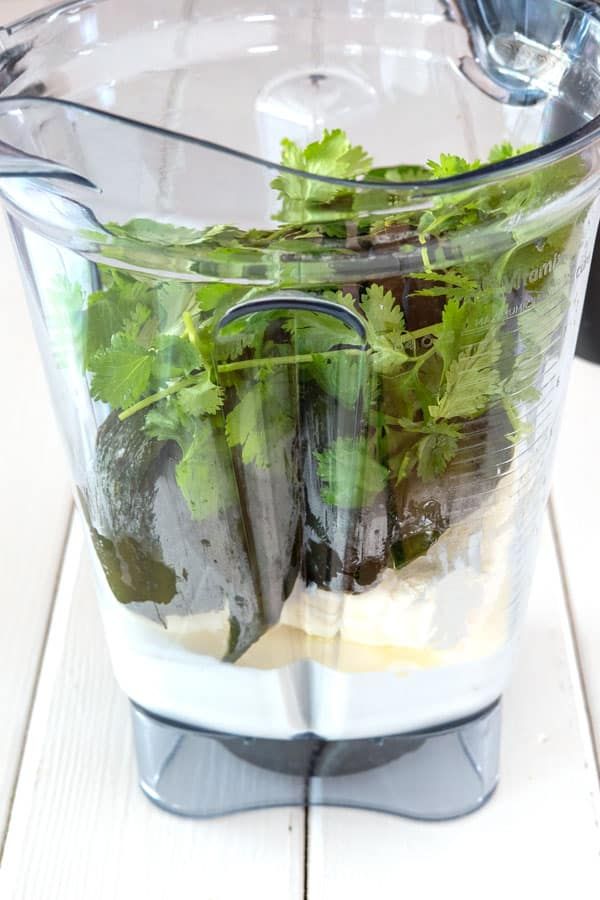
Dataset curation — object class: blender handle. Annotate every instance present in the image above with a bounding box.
[217,290,369,346]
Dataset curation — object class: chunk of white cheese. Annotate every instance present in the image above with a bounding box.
[165,609,230,658]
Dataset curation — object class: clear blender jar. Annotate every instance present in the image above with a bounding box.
[1,0,600,818]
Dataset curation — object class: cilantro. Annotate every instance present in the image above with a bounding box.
[316,438,388,508]
[144,401,185,444]
[225,375,295,467]
[310,353,367,408]
[78,125,582,545]
[283,310,363,354]
[415,423,461,482]
[151,335,201,383]
[426,153,482,179]
[429,334,502,421]
[46,275,85,369]
[367,164,431,182]
[272,129,372,204]
[177,377,224,416]
[196,282,250,314]
[361,284,405,336]
[106,218,208,245]
[91,336,154,408]
[156,281,197,330]
[175,424,234,520]
[144,378,227,520]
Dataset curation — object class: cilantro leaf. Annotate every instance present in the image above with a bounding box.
[359,283,409,374]
[106,218,208,245]
[144,392,230,520]
[271,128,373,225]
[175,423,235,520]
[310,352,366,407]
[316,437,388,508]
[177,376,224,416]
[144,401,184,443]
[367,163,431,182]
[225,375,295,467]
[426,153,481,179]
[85,289,129,364]
[487,142,535,164]
[122,304,153,344]
[196,282,250,313]
[91,336,153,408]
[156,281,197,330]
[84,279,154,364]
[152,334,201,383]
[361,283,405,336]
[416,424,461,481]
[430,335,502,421]
[283,310,363,354]
[46,275,85,369]
[215,315,266,362]
[272,129,372,205]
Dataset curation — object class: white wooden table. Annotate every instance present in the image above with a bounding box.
[1,1,600,888]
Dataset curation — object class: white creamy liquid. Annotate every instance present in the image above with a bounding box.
[97,475,519,739]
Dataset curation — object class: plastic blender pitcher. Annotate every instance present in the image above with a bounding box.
[2,0,600,819]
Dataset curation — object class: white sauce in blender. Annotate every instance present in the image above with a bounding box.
[97,473,519,739]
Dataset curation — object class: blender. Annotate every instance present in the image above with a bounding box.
[1,0,600,818]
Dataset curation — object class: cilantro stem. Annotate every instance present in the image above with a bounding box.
[401,323,442,342]
[183,311,201,351]
[119,374,204,421]
[118,347,364,421]
[217,348,363,373]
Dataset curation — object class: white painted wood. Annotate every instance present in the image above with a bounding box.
[0,517,305,900]
[552,357,600,755]
[0,209,71,842]
[0,1,43,25]
[306,519,600,900]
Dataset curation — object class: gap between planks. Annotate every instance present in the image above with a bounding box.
[549,496,600,786]
[0,516,305,900]
[0,505,74,864]
[305,516,600,900]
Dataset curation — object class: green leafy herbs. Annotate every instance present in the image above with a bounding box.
[316,438,388,508]
[429,333,502,421]
[46,275,86,369]
[225,373,295,467]
[91,335,154,408]
[272,128,373,205]
[144,374,229,520]
[56,127,581,525]
[360,283,409,375]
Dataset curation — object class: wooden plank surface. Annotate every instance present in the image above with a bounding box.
[0,518,305,900]
[306,520,600,900]
[552,357,600,757]
[0,208,71,847]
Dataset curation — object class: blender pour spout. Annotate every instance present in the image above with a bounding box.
[0,18,97,189]
[0,136,97,187]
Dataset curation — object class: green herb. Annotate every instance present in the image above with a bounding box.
[69,128,583,535]
[91,336,154,408]
[316,437,388,508]
[272,128,373,204]
[225,373,295,467]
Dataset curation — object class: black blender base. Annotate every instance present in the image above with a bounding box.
[130,699,501,820]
